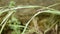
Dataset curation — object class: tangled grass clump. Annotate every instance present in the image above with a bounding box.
[0,1,60,34]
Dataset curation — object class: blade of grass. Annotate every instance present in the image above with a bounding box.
[0,18,8,34]
[0,11,14,26]
[0,6,41,14]
[43,10,60,15]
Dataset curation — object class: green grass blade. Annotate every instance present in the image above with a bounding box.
[43,10,60,15]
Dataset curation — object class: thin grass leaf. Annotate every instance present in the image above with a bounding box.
[43,10,60,15]
[0,18,8,34]
[0,11,14,25]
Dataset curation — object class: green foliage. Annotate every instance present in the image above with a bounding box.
[8,1,21,34]
[9,1,15,7]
